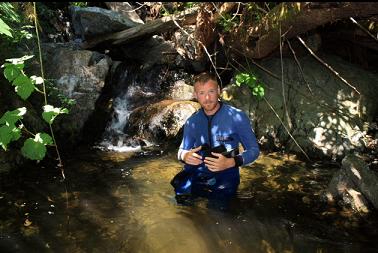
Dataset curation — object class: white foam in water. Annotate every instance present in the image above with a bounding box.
[96,139,155,153]
[100,143,142,152]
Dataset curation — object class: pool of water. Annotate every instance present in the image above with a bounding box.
[1,148,378,252]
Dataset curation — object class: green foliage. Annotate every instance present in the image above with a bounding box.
[246,3,265,22]
[218,13,239,32]
[0,107,27,126]
[0,2,33,44]
[0,17,13,37]
[235,72,265,99]
[0,2,20,23]
[69,2,88,8]
[0,3,19,38]
[42,105,68,124]
[0,56,69,161]
[183,2,195,9]
[160,6,172,17]
[160,2,198,17]
[2,55,36,100]
[21,133,53,160]
[0,107,26,150]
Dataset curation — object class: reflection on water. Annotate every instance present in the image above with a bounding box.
[1,149,378,252]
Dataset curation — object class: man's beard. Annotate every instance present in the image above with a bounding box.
[203,101,218,111]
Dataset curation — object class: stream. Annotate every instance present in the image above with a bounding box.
[1,147,378,253]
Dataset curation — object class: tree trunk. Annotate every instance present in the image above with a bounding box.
[230,2,378,59]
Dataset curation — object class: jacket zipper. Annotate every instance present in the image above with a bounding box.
[204,102,223,148]
[207,115,213,148]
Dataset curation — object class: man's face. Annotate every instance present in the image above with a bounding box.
[194,80,220,115]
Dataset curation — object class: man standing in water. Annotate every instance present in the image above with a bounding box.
[173,72,260,201]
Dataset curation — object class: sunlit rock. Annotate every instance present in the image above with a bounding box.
[325,154,378,213]
[167,80,194,100]
[42,43,112,147]
[126,100,200,142]
[70,6,142,40]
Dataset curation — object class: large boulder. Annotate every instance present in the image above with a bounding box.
[222,54,378,159]
[126,100,200,143]
[325,154,378,213]
[69,6,142,40]
[42,43,112,147]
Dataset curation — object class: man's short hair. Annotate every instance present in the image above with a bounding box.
[194,72,218,85]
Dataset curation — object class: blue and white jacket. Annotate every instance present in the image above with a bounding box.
[178,102,260,175]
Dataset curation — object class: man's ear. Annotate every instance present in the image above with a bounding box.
[193,92,197,99]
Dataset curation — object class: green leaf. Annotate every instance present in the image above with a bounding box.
[0,107,27,126]
[252,84,265,98]
[0,17,12,38]
[11,127,21,141]
[35,132,53,145]
[21,138,47,161]
[0,125,13,150]
[0,125,21,150]
[1,62,24,69]
[12,74,29,86]
[235,73,248,86]
[42,105,68,124]
[235,72,265,99]
[0,3,20,23]
[21,133,53,160]
[246,76,257,88]
[13,75,35,100]
[3,64,22,82]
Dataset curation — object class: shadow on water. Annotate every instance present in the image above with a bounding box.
[1,148,378,253]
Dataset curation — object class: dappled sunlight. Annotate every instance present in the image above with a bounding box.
[308,89,367,158]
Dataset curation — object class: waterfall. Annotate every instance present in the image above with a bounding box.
[97,65,148,152]
[107,94,130,136]
[99,95,142,152]
[96,63,191,152]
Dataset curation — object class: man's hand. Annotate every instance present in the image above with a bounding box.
[182,146,203,165]
[204,152,235,172]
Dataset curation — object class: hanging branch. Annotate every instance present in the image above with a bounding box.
[297,35,361,95]
[286,39,313,95]
[33,2,65,179]
[226,46,339,113]
[263,97,310,161]
[350,17,378,42]
[279,23,293,130]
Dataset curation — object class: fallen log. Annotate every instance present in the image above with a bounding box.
[81,7,199,49]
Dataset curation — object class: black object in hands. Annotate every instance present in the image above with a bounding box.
[171,144,238,190]
[201,143,237,158]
